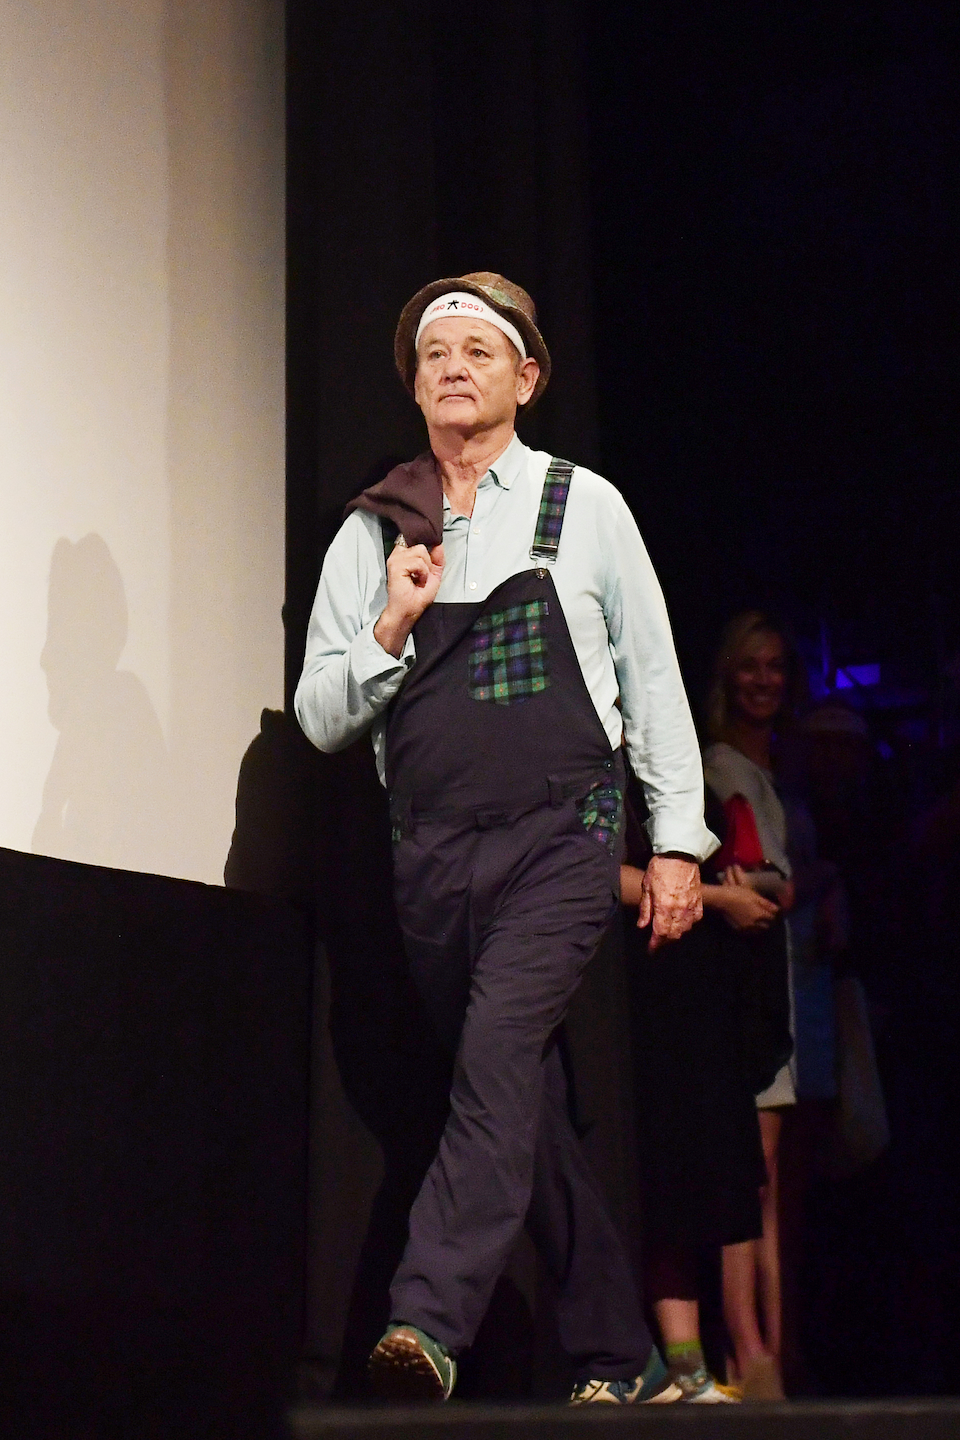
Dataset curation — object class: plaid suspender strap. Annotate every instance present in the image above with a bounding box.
[530,457,574,562]
[380,517,400,564]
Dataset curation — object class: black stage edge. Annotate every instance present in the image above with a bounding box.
[290,1399,960,1439]
[0,845,312,1438]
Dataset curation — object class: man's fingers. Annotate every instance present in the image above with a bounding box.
[393,543,444,593]
[649,914,693,949]
[406,559,431,587]
[648,907,694,949]
[393,542,427,562]
[642,856,701,949]
[648,910,677,951]
[389,546,423,577]
[637,881,652,931]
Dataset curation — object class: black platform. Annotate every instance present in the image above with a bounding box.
[0,845,312,1437]
[289,1398,960,1439]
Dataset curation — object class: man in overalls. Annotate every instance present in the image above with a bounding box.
[295,273,717,1404]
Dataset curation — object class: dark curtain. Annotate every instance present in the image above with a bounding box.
[286,0,600,694]
[289,0,957,710]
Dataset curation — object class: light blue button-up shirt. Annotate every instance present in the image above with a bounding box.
[295,433,717,860]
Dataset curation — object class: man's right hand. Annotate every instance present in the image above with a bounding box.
[374,540,445,658]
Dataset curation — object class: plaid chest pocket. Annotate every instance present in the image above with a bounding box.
[576,780,623,848]
[468,599,551,704]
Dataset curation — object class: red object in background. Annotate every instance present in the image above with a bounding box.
[714,793,766,871]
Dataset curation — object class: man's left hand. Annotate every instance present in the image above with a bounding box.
[637,854,702,950]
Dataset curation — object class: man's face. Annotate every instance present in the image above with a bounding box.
[413,316,538,436]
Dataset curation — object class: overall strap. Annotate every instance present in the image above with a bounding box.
[530,457,574,563]
[380,516,400,565]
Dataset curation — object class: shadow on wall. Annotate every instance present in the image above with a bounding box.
[224,712,449,1396]
[162,0,286,886]
[32,534,172,875]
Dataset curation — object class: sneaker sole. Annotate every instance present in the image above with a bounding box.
[714,1383,744,1401]
[570,1377,684,1406]
[645,1381,684,1404]
[368,1330,448,1403]
[685,1385,741,1403]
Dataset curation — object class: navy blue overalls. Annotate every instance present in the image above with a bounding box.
[385,461,653,1380]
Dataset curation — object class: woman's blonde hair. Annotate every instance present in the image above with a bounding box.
[707,610,807,742]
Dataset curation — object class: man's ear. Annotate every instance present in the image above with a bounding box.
[517,358,540,406]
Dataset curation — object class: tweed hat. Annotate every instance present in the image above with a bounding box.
[394,271,551,409]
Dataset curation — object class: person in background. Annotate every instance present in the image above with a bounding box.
[703,611,830,1399]
[781,701,895,1392]
[620,783,787,1403]
[804,701,902,1013]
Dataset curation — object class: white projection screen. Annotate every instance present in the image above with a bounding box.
[0,0,285,885]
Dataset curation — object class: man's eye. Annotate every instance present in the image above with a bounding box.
[471,348,489,358]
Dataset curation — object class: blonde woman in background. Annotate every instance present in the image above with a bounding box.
[703,612,805,1399]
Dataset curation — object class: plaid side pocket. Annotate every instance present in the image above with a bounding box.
[576,781,623,848]
[468,599,551,704]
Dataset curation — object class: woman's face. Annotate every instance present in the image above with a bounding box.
[729,632,787,726]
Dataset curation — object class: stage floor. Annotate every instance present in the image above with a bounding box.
[290,1398,960,1439]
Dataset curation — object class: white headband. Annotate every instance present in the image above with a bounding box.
[415,291,527,359]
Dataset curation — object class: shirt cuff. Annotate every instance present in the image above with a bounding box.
[646,815,720,864]
[350,619,415,687]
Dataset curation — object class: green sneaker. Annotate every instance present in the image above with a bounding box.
[368,1323,457,1402]
[569,1347,682,1405]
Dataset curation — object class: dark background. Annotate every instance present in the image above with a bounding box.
[287,0,957,725]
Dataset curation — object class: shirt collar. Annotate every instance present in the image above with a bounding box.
[440,432,527,513]
[487,431,525,490]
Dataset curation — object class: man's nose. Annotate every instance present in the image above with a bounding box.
[442,353,468,380]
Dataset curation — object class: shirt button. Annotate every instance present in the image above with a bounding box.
[469,582,478,591]
[473,527,481,535]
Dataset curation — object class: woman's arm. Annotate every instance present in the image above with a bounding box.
[620,863,646,908]
[621,863,779,934]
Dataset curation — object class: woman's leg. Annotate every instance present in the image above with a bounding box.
[722,1241,765,1379]
[722,1108,783,1380]
[646,1245,700,1353]
[646,1246,737,1402]
[755,1108,783,1360]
